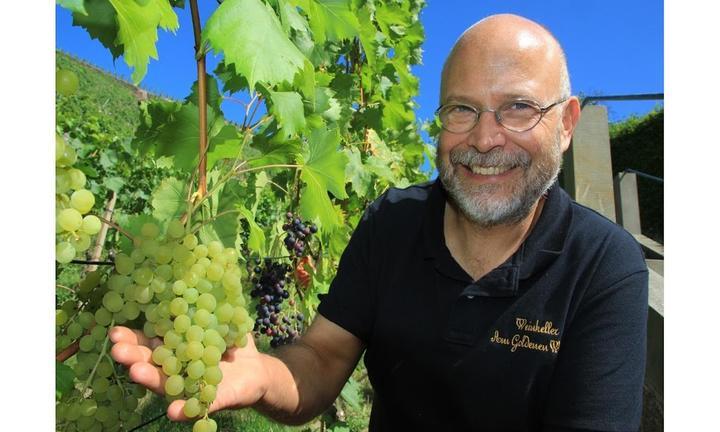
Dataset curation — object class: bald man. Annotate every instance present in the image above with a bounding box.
[111,14,648,431]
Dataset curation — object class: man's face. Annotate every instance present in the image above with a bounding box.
[436,38,571,227]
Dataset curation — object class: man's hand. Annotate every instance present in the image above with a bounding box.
[109,326,271,421]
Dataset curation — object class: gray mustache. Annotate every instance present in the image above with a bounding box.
[449,147,531,168]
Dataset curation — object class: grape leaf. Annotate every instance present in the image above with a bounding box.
[185,74,223,114]
[72,0,123,58]
[151,177,188,222]
[293,0,359,44]
[214,61,250,94]
[151,103,220,171]
[278,0,309,34]
[356,5,378,67]
[58,0,88,15]
[113,213,162,253]
[340,376,362,410]
[103,176,126,192]
[238,206,266,255]
[246,138,302,168]
[267,91,306,138]
[202,0,307,91]
[344,147,371,198]
[108,0,179,83]
[314,87,341,121]
[56,361,75,400]
[207,125,244,169]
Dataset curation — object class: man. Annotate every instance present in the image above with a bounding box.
[110,14,648,431]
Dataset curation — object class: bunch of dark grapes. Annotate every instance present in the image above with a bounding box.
[282,212,318,258]
[249,258,305,348]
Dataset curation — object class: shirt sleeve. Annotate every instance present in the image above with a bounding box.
[543,232,649,432]
[317,204,379,344]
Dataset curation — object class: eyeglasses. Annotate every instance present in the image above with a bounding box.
[435,98,568,133]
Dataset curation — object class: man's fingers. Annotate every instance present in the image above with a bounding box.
[108,326,161,349]
[110,342,153,367]
[127,362,167,395]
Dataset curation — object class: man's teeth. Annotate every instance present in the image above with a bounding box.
[469,165,511,175]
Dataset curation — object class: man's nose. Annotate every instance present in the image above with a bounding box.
[465,111,507,152]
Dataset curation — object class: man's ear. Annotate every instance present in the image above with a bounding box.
[559,96,581,152]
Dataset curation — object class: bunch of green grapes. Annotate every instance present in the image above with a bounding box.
[56,270,148,432]
[56,133,102,264]
[101,220,251,431]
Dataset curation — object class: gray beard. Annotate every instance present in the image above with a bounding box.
[436,134,562,228]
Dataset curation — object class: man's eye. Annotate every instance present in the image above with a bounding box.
[448,105,475,114]
[505,102,536,111]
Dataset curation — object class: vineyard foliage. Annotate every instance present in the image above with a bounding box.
[56,0,431,430]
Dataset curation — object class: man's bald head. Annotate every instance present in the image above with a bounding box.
[440,14,570,103]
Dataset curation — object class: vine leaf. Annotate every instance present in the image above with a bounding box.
[56,361,75,400]
[292,0,360,44]
[107,0,179,83]
[58,0,88,15]
[268,91,306,139]
[72,0,123,58]
[207,125,244,170]
[151,177,188,222]
[298,127,347,231]
[203,0,307,91]
[344,147,371,198]
[238,206,266,255]
[278,0,309,34]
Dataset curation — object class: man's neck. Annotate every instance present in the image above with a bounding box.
[443,198,545,281]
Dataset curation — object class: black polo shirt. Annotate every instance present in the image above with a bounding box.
[318,180,648,432]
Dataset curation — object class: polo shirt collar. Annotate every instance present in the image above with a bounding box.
[421,179,572,292]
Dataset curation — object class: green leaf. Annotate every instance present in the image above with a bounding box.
[339,376,362,410]
[203,0,307,91]
[108,0,179,83]
[151,177,188,222]
[56,361,75,400]
[293,0,360,44]
[214,61,250,94]
[294,59,316,100]
[185,75,223,114]
[103,176,126,192]
[113,213,161,253]
[278,0,309,34]
[267,91,306,138]
[344,147,371,198]
[151,103,220,171]
[314,87,341,121]
[238,206,266,255]
[247,138,302,168]
[207,125,244,170]
[58,0,88,15]
[72,0,123,58]
[300,127,348,199]
[356,5,378,67]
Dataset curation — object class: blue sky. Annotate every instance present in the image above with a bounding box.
[55,0,663,126]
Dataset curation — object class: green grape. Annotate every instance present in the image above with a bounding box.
[56,309,69,326]
[94,307,112,327]
[79,335,95,352]
[106,385,123,402]
[143,321,157,338]
[135,285,153,304]
[215,303,234,323]
[121,301,141,320]
[193,418,217,432]
[95,361,114,378]
[67,322,83,339]
[151,278,167,294]
[196,293,217,312]
[193,244,209,259]
[67,168,86,190]
[164,374,184,396]
[141,222,160,238]
[57,140,77,167]
[149,345,170,365]
[102,291,124,313]
[141,238,160,257]
[156,246,173,264]
[196,278,213,294]
[163,330,183,348]
[175,341,190,362]
[199,384,216,403]
[202,345,222,366]
[224,247,239,262]
[70,189,95,214]
[77,311,95,329]
[69,232,91,252]
[173,314,192,333]
[172,280,188,295]
[207,241,223,258]
[185,341,204,360]
[132,267,153,285]
[56,69,79,96]
[92,377,110,394]
[156,263,173,280]
[215,324,230,338]
[186,359,205,380]
[56,134,66,162]
[56,242,76,264]
[183,397,202,418]
[58,208,83,232]
[114,253,134,275]
[170,298,189,316]
[184,378,200,394]
[186,325,204,342]
[203,365,223,385]
[193,309,212,328]
[183,270,200,287]
[167,220,185,239]
[183,287,199,304]
[130,248,146,264]
[160,356,180,377]
[56,168,72,194]
[206,263,224,282]
[183,234,199,250]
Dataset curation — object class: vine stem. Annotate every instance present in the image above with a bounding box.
[190,0,208,198]
[81,319,115,394]
[97,215,135,243]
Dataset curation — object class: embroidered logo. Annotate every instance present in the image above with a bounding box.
[489,316,561,354]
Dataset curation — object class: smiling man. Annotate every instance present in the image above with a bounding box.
[110,14,649,432]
